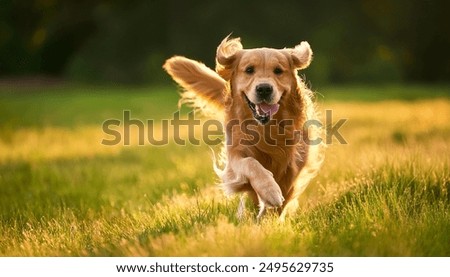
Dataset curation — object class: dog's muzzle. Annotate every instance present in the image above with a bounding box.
[244,93,280,125]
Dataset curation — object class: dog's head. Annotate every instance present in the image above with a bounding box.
[216,36,312,125]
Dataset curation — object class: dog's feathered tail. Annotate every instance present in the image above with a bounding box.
[163,56,227,119]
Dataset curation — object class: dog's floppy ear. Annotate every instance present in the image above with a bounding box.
[216,35,243,80]
[289,41,313,70]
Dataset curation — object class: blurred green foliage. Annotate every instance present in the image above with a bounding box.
[1,0,449,84]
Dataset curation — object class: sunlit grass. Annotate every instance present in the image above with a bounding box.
[0,84,449,256]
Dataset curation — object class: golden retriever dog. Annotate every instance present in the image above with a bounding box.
[164,36,324,219]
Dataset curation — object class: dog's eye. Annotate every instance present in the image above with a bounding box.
[245,66,254,74]
[274,67,283,75]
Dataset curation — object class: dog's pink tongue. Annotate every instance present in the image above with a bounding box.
[259,103,280,116]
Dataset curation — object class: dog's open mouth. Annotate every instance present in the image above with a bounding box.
[244,94,280,125]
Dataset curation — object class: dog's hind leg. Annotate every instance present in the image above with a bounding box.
[237,195,246,220]
[257,203,267,220]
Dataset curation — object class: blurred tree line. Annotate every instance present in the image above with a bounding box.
[1,0,449,85]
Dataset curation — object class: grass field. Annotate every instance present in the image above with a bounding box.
[0,84,449,256]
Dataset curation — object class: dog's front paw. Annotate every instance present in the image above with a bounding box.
[257,178,284,207]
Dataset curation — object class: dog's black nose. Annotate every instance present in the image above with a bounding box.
[256,83,273,100]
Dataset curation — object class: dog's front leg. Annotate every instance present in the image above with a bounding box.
[230,157,284,212]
